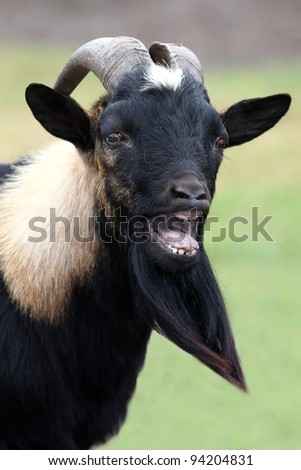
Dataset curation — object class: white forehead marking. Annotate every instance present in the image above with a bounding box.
[141,63,183,92]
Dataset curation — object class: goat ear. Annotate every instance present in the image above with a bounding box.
[25,83,92,152]
[221,93,291,147]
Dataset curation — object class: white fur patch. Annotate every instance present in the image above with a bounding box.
[0,141,103,322]
[142,63,183,92]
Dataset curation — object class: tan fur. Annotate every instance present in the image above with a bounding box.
[0,141,104,323]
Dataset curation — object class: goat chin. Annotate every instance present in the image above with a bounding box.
[127,241,247,392]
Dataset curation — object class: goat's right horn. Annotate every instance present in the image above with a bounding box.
[149,42,204,83]
[54,36,152,96]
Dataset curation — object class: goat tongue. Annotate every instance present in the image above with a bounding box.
[157,222,199,253]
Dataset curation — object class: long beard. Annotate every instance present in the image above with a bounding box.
[128,242,247,391]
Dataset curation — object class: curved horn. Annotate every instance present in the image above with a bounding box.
[54,36,152,95]
[149,42,203,83]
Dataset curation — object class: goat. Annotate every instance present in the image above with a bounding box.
[0,37,291,449]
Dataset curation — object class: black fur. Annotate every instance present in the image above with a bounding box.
[0,63,291,449]
[0,250,151,449]
[128,241,244,388]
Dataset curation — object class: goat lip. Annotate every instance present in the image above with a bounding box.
[148,212,201,258]
[168,210,203,221]
[147,202,210,220]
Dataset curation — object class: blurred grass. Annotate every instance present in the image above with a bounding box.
[1,44,300,449]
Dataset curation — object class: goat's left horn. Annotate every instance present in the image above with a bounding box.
[149,42,204,83]
[54,36,152,95]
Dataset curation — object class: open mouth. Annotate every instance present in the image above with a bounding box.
[149,210,203,257]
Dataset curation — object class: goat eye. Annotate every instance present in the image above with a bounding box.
[214,137,227,150]
[105,133,124,145]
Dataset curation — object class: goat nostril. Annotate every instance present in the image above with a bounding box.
[195,190,207,200]
[171,181,208,201]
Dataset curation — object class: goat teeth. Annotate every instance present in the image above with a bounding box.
[191,249,197,255]
[178,249,185,255]
[172,248,178,254]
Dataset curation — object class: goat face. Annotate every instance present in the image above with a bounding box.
[26,62,290,273]
[98,66,223,270]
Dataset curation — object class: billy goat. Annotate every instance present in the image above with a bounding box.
[0,37,291,449]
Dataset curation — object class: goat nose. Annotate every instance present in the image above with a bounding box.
[170,177,208,201]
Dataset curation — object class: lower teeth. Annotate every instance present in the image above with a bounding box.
[153,228,198,257]
[169,246,197,256]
